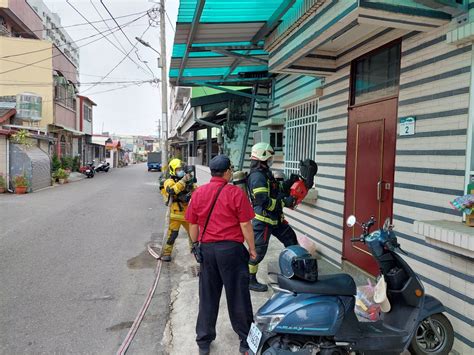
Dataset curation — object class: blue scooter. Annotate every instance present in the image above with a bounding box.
[248,215,454,355]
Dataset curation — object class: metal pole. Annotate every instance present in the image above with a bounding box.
[206,126,212,166]
[160,0,168,168]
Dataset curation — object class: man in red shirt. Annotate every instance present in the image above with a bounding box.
[185,155,257,355]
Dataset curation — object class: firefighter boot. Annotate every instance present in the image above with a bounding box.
[249,273,268,292]
[161,228,179,262]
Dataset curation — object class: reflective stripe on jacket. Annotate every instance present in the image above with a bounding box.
[247,168,284,225]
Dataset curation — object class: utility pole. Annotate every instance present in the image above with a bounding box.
[159,0,168,168]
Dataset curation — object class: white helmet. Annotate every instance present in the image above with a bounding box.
[251,142,274,161]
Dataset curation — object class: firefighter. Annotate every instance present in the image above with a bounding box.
[247,142,299,292]
[161,158,196,261]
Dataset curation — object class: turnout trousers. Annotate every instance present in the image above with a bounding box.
[249,219,298,270]
[196,241,253,349]
[162,219,192,257]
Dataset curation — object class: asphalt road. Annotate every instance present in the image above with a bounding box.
[0,164,171,354]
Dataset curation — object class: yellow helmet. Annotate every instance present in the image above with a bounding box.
[169,158,183,176]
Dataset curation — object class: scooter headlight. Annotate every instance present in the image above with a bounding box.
[254,314,285,332]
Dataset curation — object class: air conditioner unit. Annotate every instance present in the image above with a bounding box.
[253,130,270,145]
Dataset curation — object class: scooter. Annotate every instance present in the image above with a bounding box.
[95,161,110,173]
[83,162,95,178]
[248,215,454,355]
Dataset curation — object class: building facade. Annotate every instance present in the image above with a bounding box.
[27,0,80,69]
[170,0,474,352]
[77,95,96,165]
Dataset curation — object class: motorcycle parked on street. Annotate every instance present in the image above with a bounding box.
[82,162,95,178]
[248,216,454,355]
[95,160,110,173]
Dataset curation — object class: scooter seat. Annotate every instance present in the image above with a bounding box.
[278,273,356,296]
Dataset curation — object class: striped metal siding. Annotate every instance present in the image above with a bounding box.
[267,28,473,353]
[282,69,350,266]
[395,26,473,352]
[266,69,349,266]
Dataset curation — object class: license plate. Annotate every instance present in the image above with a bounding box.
[86,170,91,173]
[247,322,262,354]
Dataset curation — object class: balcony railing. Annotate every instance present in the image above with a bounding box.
[266,0,326,49]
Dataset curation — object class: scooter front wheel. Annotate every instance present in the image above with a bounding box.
[409,313,454,355]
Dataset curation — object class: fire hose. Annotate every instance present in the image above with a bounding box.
[116,200,170,354]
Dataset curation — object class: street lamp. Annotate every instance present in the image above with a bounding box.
[135,37,160,56]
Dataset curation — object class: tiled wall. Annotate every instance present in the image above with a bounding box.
[395,26,473,353]
[262,26,473,353]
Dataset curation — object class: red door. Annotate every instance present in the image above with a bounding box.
[343,98,397,275]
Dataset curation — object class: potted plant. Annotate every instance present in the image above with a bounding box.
[13,175,28,194]
[54,168,69,184]
[0,173,6,193]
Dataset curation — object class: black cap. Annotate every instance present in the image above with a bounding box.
[209,155,231,171]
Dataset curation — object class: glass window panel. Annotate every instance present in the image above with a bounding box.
[353,43,401,105]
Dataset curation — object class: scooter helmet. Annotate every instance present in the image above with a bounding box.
[169,158,183,177]
[251,142,274,162]
[279,245,318,282]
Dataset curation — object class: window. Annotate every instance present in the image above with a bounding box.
[284,99,319,176]
[54,75,76,111]
[352,42,401,105]
[270,131,283,151]
[84,105,92,122]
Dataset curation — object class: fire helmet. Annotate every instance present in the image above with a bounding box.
[251,142,274,162]
[169,158,183,176]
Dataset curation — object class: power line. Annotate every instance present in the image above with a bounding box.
[98,0,156,77]
[165,10,175,32]
[0,12,148,59]
[0,80,155,87]
[65,0,154,79]
[90,0,128,53]
[0,13,148,76]
[81,24,154,94]
[100,0,137,50]
[39,81,152,104]
[15,10,148,35]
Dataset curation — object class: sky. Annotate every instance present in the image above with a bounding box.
[43,0,180,136]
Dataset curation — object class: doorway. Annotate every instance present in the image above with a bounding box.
[342,41,401,275]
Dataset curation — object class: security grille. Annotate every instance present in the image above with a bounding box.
[284,99,319,176]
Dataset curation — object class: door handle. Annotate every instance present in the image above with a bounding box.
[377,181,391,202]
[377,181,382,201]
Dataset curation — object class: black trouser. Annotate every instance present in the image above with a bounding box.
[249,219,298,266]
[196,241,253,349]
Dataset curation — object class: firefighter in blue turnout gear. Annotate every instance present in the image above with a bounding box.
[247,142,299,292]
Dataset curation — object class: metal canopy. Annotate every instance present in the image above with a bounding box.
[170,0,296,87]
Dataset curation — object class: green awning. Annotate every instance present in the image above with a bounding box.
[170,0,297,86]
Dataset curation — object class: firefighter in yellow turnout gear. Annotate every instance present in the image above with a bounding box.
[161,158,196,261]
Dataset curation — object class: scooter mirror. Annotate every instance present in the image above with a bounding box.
[346,215,357,228]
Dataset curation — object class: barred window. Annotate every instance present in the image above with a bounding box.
[284,99,318,176]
